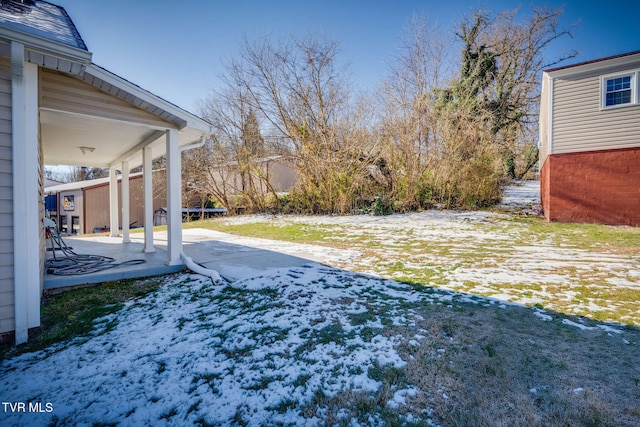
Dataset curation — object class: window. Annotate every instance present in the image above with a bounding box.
[605,75,631,106]
[601,71,638,109]
[60,215,68,234]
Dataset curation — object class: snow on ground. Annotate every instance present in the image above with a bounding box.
[1,180,637,425]
[1,265,481,426]
[497,179,540,208]
[213,182,637,323]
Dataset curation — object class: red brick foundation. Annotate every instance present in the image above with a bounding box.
[540,147,640,226]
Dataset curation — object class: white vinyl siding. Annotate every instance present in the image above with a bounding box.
[0,56,13,334]
[552,71,640,155]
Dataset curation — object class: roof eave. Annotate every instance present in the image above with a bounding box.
[545,51,640,78]
[0,25,91,75]
[84,63,212,134]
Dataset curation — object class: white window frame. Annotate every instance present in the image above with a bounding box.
[601,70,639,110]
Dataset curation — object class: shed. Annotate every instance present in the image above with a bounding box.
[45,172,166,235]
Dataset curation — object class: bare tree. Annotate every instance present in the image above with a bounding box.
[181,145,211,221]
[219,33,377,213]
[45,166,109,183]
[442,7,577,178]
[200,84,277,213]
[378,16,452,210]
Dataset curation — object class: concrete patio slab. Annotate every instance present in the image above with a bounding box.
[179,229,317,282]
[43,234,183,291]
[43,227,343,289]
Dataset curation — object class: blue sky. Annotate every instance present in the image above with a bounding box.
[53,0,640,115]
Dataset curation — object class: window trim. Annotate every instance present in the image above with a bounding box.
[601,70,639,110]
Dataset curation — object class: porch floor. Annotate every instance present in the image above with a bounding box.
[43,228,322,291]
[43,233,183,291]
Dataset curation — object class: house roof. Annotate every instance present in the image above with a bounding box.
[544,50,640,77]
[41,63,212,168]
[0,0,86,50]
[0,0,212,168]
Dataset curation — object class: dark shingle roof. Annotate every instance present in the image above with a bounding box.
[0,0,87,51]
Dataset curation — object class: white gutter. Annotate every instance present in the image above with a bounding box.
[180,135,208,152]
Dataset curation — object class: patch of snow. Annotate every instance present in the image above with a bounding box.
[387,387,418,409]
[562,319,597,331]
[0,264,456,425]
[534,310,553,322]
[498,180,540,208]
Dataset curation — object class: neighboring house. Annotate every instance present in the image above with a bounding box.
[0,0,211,344]
[539,50,640,226]
[45,172,165,235]
[208,155,298,195]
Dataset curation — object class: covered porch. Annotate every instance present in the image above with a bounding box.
[43,232,183,291]
[37,63,212,286]
[2,0,212,345]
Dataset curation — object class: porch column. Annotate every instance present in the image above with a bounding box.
[11,42,40,344]
[109,166,119,237]
[121,161,130,243]
[165,129,182,265]
[143,146,155,253]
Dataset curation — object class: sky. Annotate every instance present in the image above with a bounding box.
[51,0,640,115]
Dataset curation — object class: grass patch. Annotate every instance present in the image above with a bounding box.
[183,219,341,245]
[197,214,640,326]
[0,275,169,361]
[507,216,640,253]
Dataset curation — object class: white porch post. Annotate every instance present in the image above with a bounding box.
[165,129,182,265]
[109,166,119,237]
[11,42,40,344]
[121,161,130,243]
[143,146,155,253]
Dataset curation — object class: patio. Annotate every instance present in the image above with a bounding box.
[43,228,326,291]
[43,233,184,291]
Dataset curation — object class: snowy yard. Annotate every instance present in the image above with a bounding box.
[2,181,640,426]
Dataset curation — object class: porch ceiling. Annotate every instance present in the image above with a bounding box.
[40,108,205,169]
[40,64,211,170]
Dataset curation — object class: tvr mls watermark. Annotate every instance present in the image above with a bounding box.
[2,401,53,413]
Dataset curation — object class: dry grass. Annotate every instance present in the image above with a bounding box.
[397,302,640,426]
[181,213,640,424]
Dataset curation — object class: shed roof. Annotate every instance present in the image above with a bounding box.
[0,0,87,51]
[45,172,145,194]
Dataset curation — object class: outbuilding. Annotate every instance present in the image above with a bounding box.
[45,172,166,235]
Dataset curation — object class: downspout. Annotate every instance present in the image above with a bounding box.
[177,134,222,283]
[547,75,554,156]
[180,252,222,284]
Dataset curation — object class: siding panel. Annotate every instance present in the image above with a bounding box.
[552,69,640,155]
[0,56,12,334]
